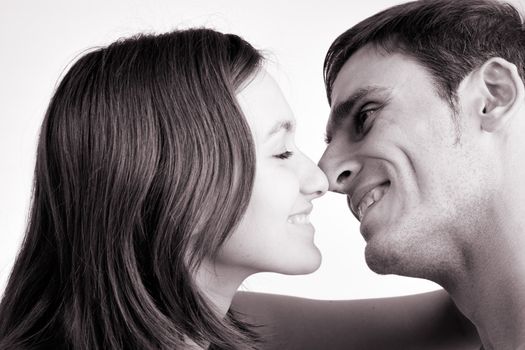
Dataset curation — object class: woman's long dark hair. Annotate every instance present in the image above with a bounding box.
[0,28,261,349]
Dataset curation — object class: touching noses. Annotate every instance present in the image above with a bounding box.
[300,154,329,199]
[318,141,361,194]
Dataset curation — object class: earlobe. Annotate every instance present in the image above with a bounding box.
[477,58,524,132]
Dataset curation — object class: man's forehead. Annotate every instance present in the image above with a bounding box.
[330,45,420,106]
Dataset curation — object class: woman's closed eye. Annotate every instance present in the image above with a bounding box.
[274,150,294,160]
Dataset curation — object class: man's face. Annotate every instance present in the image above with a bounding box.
[319,45,492,281]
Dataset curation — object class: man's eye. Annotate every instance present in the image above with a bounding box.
[355,106,378,135]
[274,151,294,160]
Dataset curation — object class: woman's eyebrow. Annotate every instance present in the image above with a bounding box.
[265,120,295,140]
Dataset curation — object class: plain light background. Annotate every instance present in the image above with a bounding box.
[6,0,521,301]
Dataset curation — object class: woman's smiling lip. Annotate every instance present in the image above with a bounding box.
[288,205,313,224]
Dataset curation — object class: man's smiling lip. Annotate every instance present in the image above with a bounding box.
[347,180,391,221]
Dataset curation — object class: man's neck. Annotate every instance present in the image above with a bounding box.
[447,208,525,350]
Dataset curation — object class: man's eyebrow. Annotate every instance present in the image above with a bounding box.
[325,86,390,143]
[266,120,295,140]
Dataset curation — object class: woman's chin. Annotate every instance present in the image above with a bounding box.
[269,247,322,276]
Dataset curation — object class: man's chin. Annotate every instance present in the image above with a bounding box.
[364,239,451,285]
[363,237,415,277]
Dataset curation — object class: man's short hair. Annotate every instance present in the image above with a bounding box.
[324,0,525,112]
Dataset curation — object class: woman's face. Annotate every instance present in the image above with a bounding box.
[215,70,328,276]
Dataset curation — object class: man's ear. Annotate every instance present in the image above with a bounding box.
[469,57,524,132]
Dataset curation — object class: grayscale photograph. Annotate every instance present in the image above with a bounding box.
[2,0,524,349]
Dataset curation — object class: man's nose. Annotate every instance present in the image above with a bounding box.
[318,142,361,194]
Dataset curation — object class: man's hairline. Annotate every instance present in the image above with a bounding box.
[330,41,457,105]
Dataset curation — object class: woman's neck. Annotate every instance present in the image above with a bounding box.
[194,259,252,317]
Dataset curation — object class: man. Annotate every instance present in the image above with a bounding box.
[318,0,525,349]
[235,0,524,349]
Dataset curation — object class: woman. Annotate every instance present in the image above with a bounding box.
[0,28,479,350]
[0,28,327,349]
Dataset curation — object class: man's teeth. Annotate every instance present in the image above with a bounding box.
[357,185,388,221]
[288,214,311,225]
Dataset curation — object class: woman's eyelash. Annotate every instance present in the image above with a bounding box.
[274,151,293,159]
